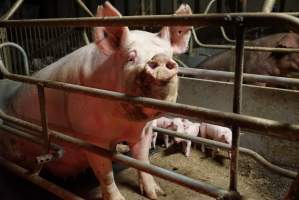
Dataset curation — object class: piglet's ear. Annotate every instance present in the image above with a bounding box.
[159,4,192,54]
[94,2,129,54]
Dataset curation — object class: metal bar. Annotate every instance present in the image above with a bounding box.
[262,0,276,13]
[0,114,230,199]
[284,172,299,200]
[1,108,297,180]
[230,0,246,192]
[153,127,297,179]
[37,84,50,152]
[191,28,299,53]
[0,0,24,20]
[0,42,29,75]
[0,67,299,142]
[204,0,216,14]
[75,0,94,17]
[0,156,84,200]
[178,67,299,88]
[2,13,299,32]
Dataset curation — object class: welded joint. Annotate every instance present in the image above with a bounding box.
[35,144,64,165]
[217,191,242,200]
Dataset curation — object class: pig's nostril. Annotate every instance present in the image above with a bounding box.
[166,62,177,70]
[148,62,158,69]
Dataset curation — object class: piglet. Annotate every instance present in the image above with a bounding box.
[199,123,232,158]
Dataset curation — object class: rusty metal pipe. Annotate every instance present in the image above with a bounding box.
[262,0,276,13]
[153,127,297,179]
[0,156,84,200]
[178,67,299,88]
[0,67,299,142]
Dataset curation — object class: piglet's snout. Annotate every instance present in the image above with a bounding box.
[143,54,178,84]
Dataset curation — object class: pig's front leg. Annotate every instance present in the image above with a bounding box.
[183,140,192,157]
[151,131,158,149]
[130,126,165,199]
[85,153,125,200]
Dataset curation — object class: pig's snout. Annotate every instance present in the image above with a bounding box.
[143,54,178,84]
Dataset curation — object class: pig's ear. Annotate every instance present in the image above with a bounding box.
[158,4,192,54]
[94,2,129,54]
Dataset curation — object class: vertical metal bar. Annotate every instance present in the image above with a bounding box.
[46,27,51,56]
[279,0,286,12]
[34,84,49,173]
[194,0,201,13]
[172,0,177,12]
[149,0,154,14]
[156,0,161,15]
[216,0,222,13]
[124,0,129,15]
[284,172,299,200]
[262,0,276,13]
[37,27,42,58]
[229,0,246,193]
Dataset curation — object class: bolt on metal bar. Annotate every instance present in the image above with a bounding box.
[153,127,297,179]
[229,0,247,192]
[262,0,276,13]
[0,113,230,199]
[0,123,63,162]
[178,67,299,88]
[0,0,24,20]
[0,65,299,142]
[0,156,84,200]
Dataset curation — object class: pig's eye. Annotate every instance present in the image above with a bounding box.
[148,62,158,69]
[166,61,177,69]
[128,50,137,62]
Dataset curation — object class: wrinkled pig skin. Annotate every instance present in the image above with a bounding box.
[0,2,192,200]
[198,33,299,85]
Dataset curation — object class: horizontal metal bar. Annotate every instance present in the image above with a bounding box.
[0,112,230,198]
[0,156,84,200]
[191,28,299,53]
[0,65,298,142]
[178,67,299,88]
[1,13,299,33]
[153,127,297,179]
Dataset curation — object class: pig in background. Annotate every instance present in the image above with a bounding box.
[198,33,299,86]
[148,116,232,158]
[0,2,192,200]
[199,122,232,158]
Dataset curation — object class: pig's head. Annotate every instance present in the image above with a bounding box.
[94,2,192,121]
[271,33,299,75]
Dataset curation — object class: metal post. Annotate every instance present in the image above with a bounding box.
[229,0,246,193]
[33,84,50,173]
[284,172,299,200]
[262,0,276,13]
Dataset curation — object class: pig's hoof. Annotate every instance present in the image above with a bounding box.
[139,173,165,199]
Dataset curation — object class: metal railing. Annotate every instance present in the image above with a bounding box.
[1,6,299,200]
